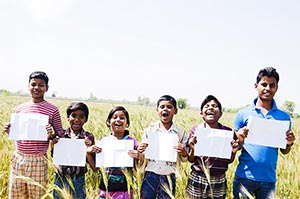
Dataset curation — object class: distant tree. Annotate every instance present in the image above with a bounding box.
[177,98,188,109]
[51,92,56,98]
[88,92,97,101]
[137,96,151,106]
[282,100,295,116]
[1,89,11,96]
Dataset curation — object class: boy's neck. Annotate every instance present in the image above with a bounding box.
[256,98,273,112]
[31,98,45,103]
[204,122,219,129]
[159,121,172,132]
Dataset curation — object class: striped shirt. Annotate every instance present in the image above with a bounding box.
[188,123,233,176]
[15,100,63,154]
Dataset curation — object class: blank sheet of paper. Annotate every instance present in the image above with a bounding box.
[9,113,49,141]
[145,132,178,162]
[53,138,86,166]
[96,139,134,168]
[246,116,289,148]
[194,127,233,159]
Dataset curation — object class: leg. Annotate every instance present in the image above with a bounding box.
[72,175,86,199]
[9,152,28,199]
[233,176,256,199]
[140,171,159,199]
[157,174,176,199]
[26,155,48,199]
[255,181,275,199]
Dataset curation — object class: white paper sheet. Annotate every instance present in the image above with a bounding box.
[194,127,233,159]
[9,113,49,141]
[246,116,289,148]
[96,139,134,168]
[145,132,178,162]
[53,138,86,166]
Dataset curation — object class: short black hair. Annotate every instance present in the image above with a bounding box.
[256,67,279,83]
[29,71,49,87]
[106,106,130,128]
[200,95,222,111]
[66,102,89,121]
[157,95,177,109]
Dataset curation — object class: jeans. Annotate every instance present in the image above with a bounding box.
[233,176,276,199]
[140,171,176,199]
[53,173,86,199]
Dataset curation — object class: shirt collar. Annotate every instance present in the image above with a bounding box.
[252,97,278,111]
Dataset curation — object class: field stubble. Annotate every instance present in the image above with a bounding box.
[0,96,299,199]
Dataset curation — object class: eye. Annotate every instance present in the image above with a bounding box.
[261,83,268,87]
[212,104,218,108]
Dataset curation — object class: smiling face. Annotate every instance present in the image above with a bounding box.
[28,78,48,103]
[255,76,278,103]
[201,100,222,127]
[107,110,128,136]
[68,109,87,133]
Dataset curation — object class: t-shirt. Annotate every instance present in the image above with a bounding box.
[234,98,291,183]
[15,100,63,154]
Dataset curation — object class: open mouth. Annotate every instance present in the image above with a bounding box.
[206,112,215,116]
[115,123,123,127]
[162,113,169,117]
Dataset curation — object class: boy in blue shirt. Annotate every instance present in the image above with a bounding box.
[233,67,295,199]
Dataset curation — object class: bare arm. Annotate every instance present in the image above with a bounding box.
[280,129,295,154]
[86,145,102,171]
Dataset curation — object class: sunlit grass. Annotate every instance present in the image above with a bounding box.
[0,95,299,199]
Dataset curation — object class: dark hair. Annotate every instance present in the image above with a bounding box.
[157,95,177,109]
[66,102,89,121]
[106,106,130,128]
[29,71,49,87]
[256,67,279,83]
[200,95,222,111]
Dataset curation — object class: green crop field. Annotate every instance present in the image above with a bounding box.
[0,95,299,199]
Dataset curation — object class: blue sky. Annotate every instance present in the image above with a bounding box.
[1,0,299,112]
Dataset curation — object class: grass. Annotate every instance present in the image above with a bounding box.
[0,95,299,199]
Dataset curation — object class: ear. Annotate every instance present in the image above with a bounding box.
[45,85,49,92]
[219,111,223,118]
[106,121,111,127]
[254,83,258,89]
[174,108,178,115]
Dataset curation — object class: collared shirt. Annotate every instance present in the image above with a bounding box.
[188,123,233,176]
[141,121,188,175]
[234,97,291,182]
[57,127,95,176]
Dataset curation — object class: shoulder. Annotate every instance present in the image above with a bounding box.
[219,123,232,131]
[42,100,59,110]
[145,121,160,131]
[172,123,185,134]
[127,135,138,142]
[274,109,291,120]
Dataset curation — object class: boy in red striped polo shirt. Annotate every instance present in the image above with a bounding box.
[4,71,63,199]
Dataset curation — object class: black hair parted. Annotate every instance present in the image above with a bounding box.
[157,95,177,109]
[66,102,89,121]
[256,67,279,84]
[29,71,49,86]
[200,95,222,111]
[106,106,130,128]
